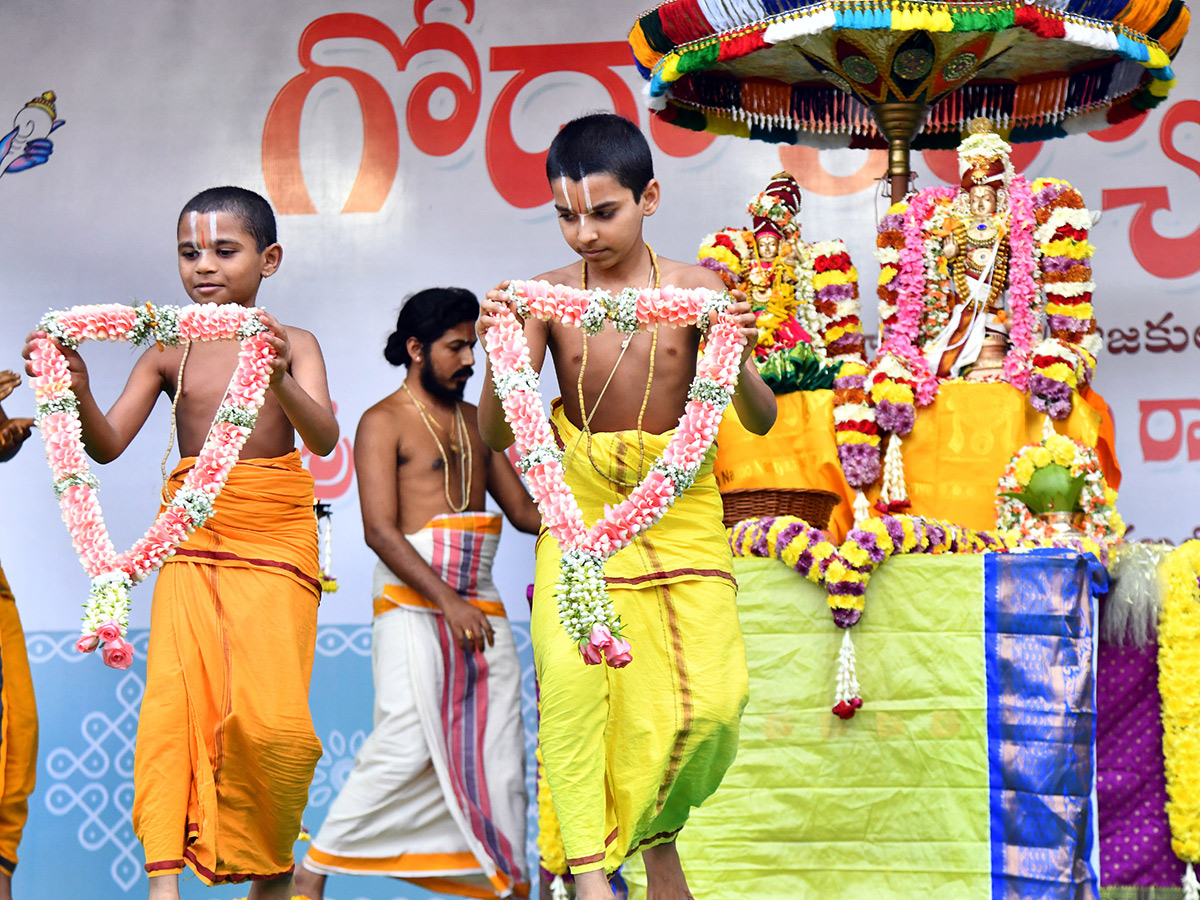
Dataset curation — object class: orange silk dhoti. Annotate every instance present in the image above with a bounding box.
[132,451,323,885]
[0,561,37,878]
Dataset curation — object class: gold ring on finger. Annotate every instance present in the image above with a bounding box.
[464,629,472,640]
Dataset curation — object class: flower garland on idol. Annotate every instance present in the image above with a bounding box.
[1158,541,1200,900]
[1029,177,1100,419]
[485,281,745,667]
[28,303,273,668]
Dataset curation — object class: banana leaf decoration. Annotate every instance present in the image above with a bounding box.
[1001,463,1089,515]
[755,345,841,393]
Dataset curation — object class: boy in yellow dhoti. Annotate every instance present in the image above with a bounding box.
[0,370,39,900]
[478,115,776,900]
[22,188,340,900]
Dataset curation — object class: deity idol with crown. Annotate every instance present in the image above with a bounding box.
[872,119,1101,417]
[698,172,866,393]
[854,119,1103,519]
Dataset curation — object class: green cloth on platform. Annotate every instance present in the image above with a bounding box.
[625,554,990,899]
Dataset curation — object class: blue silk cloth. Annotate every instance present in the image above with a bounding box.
[986,549,1102,900]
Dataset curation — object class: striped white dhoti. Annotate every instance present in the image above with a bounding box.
[303,512,528,898]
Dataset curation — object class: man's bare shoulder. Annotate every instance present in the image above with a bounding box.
[656,257,727,292]
[529,262,583,286]
[358,390,409,434]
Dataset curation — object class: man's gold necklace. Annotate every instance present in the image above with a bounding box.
[402,380,472,512]
[568,243,660,484]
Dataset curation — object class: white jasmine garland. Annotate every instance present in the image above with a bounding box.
[518,444,563,474]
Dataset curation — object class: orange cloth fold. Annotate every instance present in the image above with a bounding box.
[0,562,37,877]
[132,451,323,885]
[715,392,856,542]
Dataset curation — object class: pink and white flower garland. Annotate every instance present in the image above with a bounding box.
[29,303,273,668]
[487,281,745,667]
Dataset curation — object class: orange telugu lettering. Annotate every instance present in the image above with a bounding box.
[1139,398,1200,462]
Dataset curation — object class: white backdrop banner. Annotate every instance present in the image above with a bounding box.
[2,0,1198,636]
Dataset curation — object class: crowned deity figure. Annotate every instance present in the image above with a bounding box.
[699,172,864,393]
[924,121,1015,381]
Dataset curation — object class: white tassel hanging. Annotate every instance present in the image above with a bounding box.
[1184,862,1199,900]
[1041,414,1056,441]
[833,630,862,718]
[852,490,871,527]
[551,874,570,900]
[879,435,909,512]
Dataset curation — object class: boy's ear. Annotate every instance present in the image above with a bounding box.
[640,179,661,216]
[260,243,283,278]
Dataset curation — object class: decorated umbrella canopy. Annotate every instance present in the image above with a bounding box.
[629,0,1189,199]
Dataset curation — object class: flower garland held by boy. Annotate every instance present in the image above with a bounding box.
[485,280,745,668]
[28,302,273,668]
[1158,541,1200,899]
[994,430,1124,560]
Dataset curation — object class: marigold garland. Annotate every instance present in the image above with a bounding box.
[1029,178,1100,419]
[487,281,745,667]
[1159,541,1200,892]
[729,513,1009,716]
[29,302,273,667]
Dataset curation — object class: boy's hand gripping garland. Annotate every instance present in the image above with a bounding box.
[27,303,274,668]
[485,281,746,667]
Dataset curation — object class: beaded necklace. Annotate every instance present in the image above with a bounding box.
[571,243,660,483]
[402,380,472,512]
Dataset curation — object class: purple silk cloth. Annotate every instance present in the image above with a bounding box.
[1096,636,1185,887]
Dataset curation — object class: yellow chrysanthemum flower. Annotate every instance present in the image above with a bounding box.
[1029,447,1052,469]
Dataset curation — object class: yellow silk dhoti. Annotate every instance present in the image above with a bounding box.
[132,451,323,885]
[533,404,748,875]
[0,562,37,878]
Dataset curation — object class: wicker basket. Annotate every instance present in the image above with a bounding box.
[720,488,842,530]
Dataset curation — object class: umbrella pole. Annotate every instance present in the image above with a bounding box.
[871,101,928,204]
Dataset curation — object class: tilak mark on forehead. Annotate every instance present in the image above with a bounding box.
[558,175,598,219]
[188,210,220,254]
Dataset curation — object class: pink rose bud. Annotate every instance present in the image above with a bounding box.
[832,700,856,720]
[588,624,614,651]
[96,620,122,643]
[75,633,100,653]
[102,638,135,670]
[604,636,632,669]
[579,640,604,666]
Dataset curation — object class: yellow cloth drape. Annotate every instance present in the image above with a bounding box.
[533,404,747,875]
[716,383,1119,535]
[132,452,323,885]
[0,562,37,877]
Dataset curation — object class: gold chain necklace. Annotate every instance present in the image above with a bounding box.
[402,380,472,512]
[568,243,660,484]
[951,222,1010,311]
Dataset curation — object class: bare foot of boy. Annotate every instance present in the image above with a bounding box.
[247,872,296,900]
[643,841,695,900]
[146,874,181,900]
[291,863,326,899]
[574,869,614,899]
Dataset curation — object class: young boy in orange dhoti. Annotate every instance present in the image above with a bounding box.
[0,370,39,900]
[22,188,339,900]
[478,115,776,900]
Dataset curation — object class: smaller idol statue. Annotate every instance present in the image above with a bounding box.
[698,172,864,393]
[925,121,1014,381]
